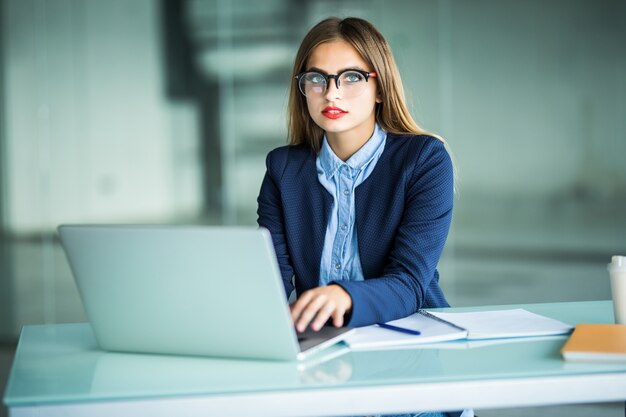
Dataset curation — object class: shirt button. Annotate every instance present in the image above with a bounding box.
[335,263,341,270]
[341,224,348,232]
[343,189,349,196]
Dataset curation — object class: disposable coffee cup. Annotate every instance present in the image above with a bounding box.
[608,256,626,324]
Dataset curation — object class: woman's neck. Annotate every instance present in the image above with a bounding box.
[326,124,376,162]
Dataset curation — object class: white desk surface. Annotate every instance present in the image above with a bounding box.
[4,300,626,417]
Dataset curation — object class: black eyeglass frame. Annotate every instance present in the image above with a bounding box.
[295,69,377,96]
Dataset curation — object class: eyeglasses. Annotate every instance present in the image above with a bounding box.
[295,69,377,98]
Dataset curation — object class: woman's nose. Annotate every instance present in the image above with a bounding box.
[324,78,342,100]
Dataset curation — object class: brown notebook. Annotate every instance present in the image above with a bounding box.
[561,324,626,362]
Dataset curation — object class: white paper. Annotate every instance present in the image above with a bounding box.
[344,312,468,350]
[345,308,574,351]
[428,309,574,340]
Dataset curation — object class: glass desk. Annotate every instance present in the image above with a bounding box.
[4,301,626,417]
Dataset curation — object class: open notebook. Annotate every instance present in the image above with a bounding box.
[345,308,574,350]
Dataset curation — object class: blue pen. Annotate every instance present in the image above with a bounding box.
[377,322,421,336]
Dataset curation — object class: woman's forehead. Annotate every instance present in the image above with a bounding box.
[306,40,370,72]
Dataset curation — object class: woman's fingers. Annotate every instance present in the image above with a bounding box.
[293,292,328,332]
[290,285,352,332]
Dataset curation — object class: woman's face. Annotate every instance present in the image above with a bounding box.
[304,40,380,143]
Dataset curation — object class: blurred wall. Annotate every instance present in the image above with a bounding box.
[1,0,203,234]
[381,0,626,198]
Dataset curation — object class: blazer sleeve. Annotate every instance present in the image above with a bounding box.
[257,149,295,298]
[333,139,454,327]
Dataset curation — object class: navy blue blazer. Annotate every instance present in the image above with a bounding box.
[257,133,454,327]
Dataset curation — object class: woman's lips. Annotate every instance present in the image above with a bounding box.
[322,106,347,119]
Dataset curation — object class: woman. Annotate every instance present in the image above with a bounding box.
[258,15,454,328]
[257,17,467,417]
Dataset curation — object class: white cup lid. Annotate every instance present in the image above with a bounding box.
[608,256,626,272]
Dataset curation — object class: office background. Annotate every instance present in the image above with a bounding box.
[0,0,624,416]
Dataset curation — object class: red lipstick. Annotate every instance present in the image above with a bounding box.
[322,106,347,119]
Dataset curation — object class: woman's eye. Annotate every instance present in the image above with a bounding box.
[307,74,326,84]
[343,72,365,83]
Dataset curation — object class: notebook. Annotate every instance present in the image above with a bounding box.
[561,324,626,362]
[345,308,573,350]
[57,225,354,361]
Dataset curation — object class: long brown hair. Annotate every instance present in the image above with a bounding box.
[288,17,436,152]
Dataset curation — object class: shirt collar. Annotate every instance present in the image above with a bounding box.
[318,123,387,180]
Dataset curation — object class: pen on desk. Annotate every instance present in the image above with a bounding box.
[377,322,421,336]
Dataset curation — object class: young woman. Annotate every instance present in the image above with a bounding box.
[257,17,467,417]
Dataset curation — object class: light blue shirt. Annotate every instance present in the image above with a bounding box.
[316,123,387,286]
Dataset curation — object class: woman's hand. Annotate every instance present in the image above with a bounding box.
[290,285,352,332]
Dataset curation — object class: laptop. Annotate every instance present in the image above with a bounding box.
[57,225,354,361]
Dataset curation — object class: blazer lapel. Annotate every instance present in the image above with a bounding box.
[296,155,332,287]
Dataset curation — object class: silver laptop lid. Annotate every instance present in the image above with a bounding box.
[58,225,303,361]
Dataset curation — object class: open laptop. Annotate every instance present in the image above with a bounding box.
[57,225,354,361]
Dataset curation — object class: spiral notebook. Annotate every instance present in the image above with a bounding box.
[345,308,574,350]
